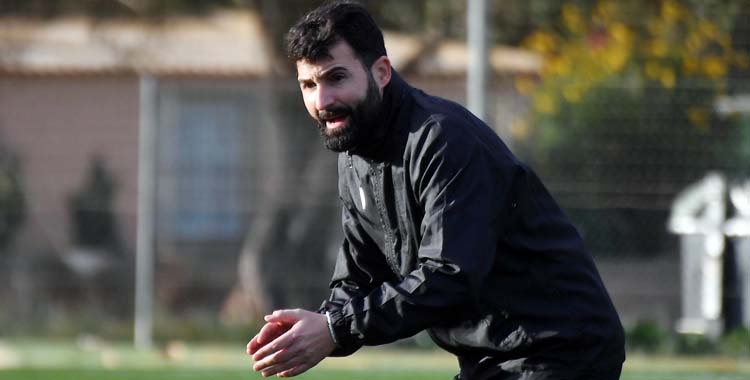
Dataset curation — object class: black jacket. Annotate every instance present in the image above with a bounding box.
[320,72,625,379]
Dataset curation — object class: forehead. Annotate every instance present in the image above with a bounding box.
[296,41,363,79]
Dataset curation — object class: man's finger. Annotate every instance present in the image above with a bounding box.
[278,364,311,378]
[247,333,265,355]
[247,332,266,355]
[253,343,298,371]
[260,356,301,378]
[254,346,301,375]
[248,322,286,354]
[253,348,285,372]
[246,338,257,355]
[258,322,286,345]
[264,309,304,324]
[258,363,283,378]
[252,329,295,362]
[261,362,297,378]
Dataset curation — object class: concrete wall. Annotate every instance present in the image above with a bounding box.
[0,75,140,258]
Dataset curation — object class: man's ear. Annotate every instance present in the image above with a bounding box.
[370,56,392,91]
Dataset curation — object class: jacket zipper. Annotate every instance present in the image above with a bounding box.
[372,164,401,278]
[348,153,401,278]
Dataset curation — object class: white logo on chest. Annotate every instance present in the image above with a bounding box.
[359,187,367,211]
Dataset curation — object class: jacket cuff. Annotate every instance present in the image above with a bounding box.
[324,311,340,347]
[326,308,363,357]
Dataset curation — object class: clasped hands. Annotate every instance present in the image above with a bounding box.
[246,309,336,377]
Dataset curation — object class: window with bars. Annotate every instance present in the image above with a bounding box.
[157,84,258,243]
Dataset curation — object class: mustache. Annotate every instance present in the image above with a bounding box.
[317,106,351,121]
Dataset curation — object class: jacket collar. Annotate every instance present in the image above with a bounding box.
[347,70,411,162]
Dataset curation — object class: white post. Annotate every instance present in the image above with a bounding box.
[669,173,726,339]
[467,0,489,121]
[726,181,750,328]
[135,74,157,349]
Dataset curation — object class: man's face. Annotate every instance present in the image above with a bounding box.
[296,41,383,152]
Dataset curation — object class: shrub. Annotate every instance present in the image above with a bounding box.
[0,145,25,253]
[675,333,718,355]
[719,327,750,357]
[626,319,669,353]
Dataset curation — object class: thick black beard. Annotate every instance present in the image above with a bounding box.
[316,75,383,153]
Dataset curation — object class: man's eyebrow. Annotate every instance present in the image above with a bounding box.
[321,66,348,77]
[298,66,349,83]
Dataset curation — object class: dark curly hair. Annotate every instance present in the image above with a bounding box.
[285,0,387,69]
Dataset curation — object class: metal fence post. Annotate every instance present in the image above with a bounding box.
[467,0,488,121]
[135,74,157,349]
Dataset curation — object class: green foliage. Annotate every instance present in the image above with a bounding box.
[518,0,748,160]
[719,328,750,357]
[627,319,669,353]
[67,156,119,250]
[0,145,25,253]
[675,333,718,355]
[625,322,750,357]
[513,0,750,257]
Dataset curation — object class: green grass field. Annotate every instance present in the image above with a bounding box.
[1,340,749,380]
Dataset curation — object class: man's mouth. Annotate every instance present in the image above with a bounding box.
[324,115,348,130]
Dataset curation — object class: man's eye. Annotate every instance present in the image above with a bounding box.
[301,82,316,90]
[331,74,346,83]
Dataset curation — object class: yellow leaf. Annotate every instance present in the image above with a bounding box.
[660,67,676,88]
[661,0,686,24]
[645,61,662,79]
[595,1,618,24]
[523,31,557,54]
[685,32,704,53]
[534,92,559,115]
[687,107,709,131]
[699,20,718,39]
[563,3,585,34]
[682,57,700,74]
[563,85,584,103]
[610,23,632,45]
[604,46,629,73]
[703,56,727,79]
[648,40,669,58]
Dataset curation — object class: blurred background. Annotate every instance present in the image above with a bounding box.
[0,0,749,363]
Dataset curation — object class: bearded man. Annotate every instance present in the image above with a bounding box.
[247,1,626,379]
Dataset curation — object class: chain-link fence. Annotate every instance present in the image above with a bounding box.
[0,1,749,341]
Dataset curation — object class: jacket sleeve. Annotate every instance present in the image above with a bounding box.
[325,115,507,354]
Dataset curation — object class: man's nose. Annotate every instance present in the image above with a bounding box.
[315,86,335,111]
